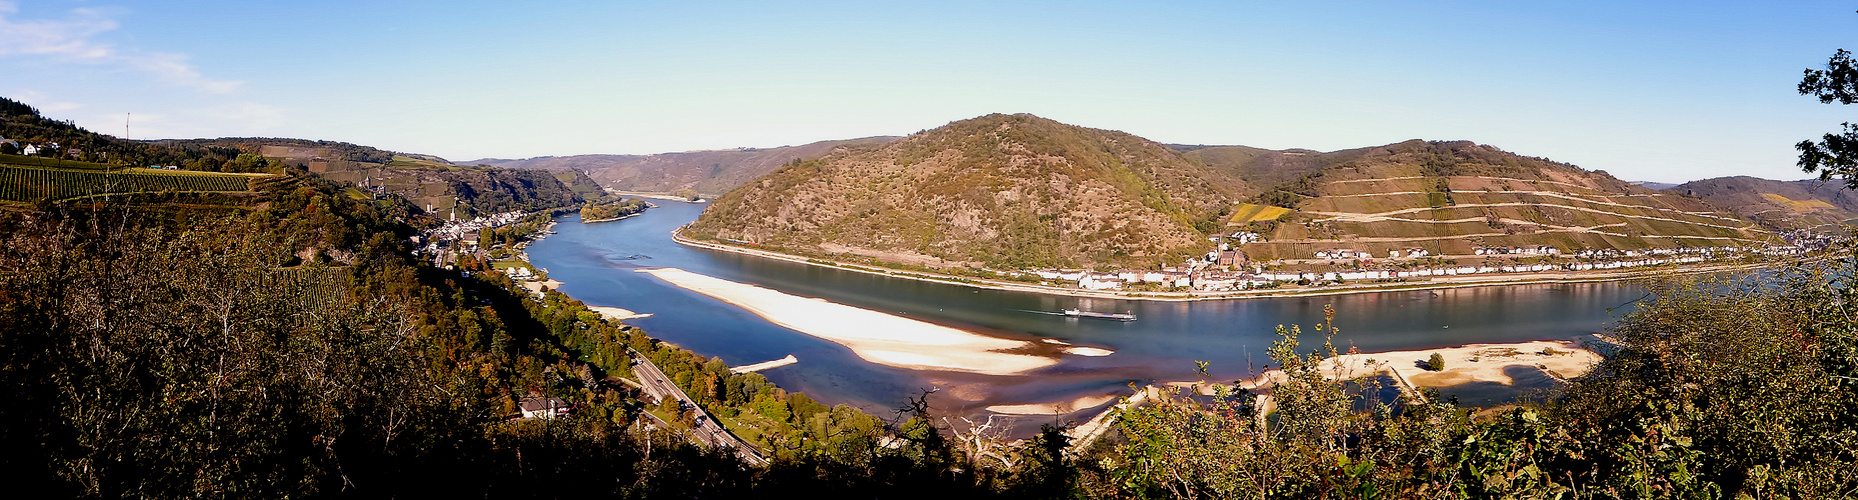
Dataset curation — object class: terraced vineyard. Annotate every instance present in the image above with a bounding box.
[0,165,256,202]
[1238,141,1776,261]
[269,267,352,314]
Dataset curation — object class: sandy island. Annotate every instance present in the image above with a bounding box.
[519,279,564,297]
[604,189,704,203]
[1260,339,1602,394]
[587,306,653,321]
[987,394,1121,415]
[1061,340,1602,447]
[639,267,1114,376]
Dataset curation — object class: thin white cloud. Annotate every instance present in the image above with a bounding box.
[207,101,285,133]
[126,52,243,94]
[99,102,287,139]
[0,1,242,93]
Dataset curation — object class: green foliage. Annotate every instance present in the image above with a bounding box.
[0,178,1072,496]
[1088,267,1858,498]
[581,198,648,221]
[1255,169,1328,209]
[0,153,117,170]
[1428,352,1446,371]
[1797,47,1858,186]
[0,96,40,117]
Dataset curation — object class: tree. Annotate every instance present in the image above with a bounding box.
[1798,43,1858,186]
[1427,352,1446,371]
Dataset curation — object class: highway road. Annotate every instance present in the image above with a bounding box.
[629,349,769,466]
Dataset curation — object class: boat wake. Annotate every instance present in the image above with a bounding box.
[1013,309,1069,316]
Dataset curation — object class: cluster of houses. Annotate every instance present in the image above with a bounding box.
[412,210,534,268]
[0,137,93,160]
[1782,229,1844,253]
[1314,248,1432,260]
[1031,239,1832,293]
[1473,246,1560,256]
[418,210,530,248]
[505,265,540,280]
[1033,269,1196,291]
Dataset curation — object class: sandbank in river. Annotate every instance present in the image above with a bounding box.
[638,267,1114,376]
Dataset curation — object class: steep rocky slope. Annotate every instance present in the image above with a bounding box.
[226,139,594,217]
[685,114,1242,269]
[1668,176,1858,231]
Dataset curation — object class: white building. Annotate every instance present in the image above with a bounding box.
[519,397,571,419]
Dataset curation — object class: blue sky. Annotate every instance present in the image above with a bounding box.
[2,1,1853,182]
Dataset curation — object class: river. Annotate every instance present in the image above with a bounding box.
[526,201,1647,420]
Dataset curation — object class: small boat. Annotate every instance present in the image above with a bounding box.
[1062,309,1137,321]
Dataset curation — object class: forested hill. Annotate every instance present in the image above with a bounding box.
[171,136,600,217]
[1170,143,1380,196]
[1668,175,1858,232]
[0,96,594,217]
[1,97,280,172]
[466,136,899,197]
[686,113,1243,269]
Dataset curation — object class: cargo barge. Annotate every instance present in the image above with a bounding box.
[1062,309,1137,321]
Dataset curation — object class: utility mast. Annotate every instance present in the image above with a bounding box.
[125,113,130,139]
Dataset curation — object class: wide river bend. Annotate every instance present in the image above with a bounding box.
[526,201,1646,420]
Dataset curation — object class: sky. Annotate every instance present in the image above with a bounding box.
[2,0,1854,183]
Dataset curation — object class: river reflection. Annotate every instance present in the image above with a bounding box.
[527,201,1648,421]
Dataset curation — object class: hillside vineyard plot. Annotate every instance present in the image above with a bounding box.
[0,165,252,202]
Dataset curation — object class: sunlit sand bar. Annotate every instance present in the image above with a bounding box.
[639,267,1070,375]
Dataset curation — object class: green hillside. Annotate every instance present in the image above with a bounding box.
[166,137,599,217]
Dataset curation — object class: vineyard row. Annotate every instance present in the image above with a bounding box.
[0,165,253,202]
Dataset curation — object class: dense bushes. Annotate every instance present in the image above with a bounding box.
[1086,263,1858,498]
[0,179,1077,497]
[581,198,648,221]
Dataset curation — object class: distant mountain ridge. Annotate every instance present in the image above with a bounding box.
[466,137,900,196]
[1667,176,1858,231]
[169,137,596,217]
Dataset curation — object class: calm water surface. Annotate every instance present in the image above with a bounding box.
[527,201,1647,419]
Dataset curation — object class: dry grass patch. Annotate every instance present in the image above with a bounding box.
[1228,203,1292,224]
